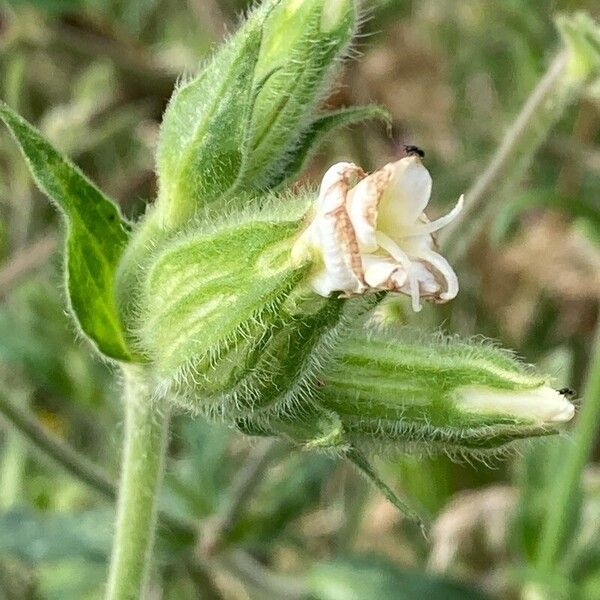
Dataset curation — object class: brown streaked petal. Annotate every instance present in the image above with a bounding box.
[346,167,393,252]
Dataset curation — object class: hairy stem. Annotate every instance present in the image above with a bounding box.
[536,330,600,570]
[106,365,171,600]
[440,50,574,261]
[346,447,427,532]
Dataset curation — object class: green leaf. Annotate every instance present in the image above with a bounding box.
[258,105,391,190]
[307,555,490,600]
[0,102,133,361]
[0,509,112,564]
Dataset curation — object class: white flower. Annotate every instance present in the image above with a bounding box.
[292,154,464,311]
[455,385,575,425]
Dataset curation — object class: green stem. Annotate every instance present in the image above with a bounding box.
[0,389,115,499]
[106,365,171,600]
[440,50,574,262]
[537,330,600,570]
[346,447,428,533]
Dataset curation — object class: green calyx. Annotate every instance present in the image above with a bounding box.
[236,327,567,459]
[128,196,383,420]
[124,196,341,417]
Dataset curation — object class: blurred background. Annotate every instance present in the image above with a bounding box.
[0,0,599,598]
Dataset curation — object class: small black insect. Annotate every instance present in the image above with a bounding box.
[404,144,425,159]
[558,387,576,398]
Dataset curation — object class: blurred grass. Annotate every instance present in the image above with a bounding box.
[0,0,598,598]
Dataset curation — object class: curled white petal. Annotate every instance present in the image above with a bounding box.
[362,255,407,289]
[379,156,432,228]
[408,195,464,236]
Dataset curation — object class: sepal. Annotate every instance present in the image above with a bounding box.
[132,199,378,419]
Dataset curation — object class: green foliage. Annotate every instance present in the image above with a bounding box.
[0,104,132,362]
[0,1,598,598]
[307,555,490,600]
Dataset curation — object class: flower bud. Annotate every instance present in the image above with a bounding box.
[236,328,575,457]
[154,0,381,230]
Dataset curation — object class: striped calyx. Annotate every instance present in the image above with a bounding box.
[236,328,575,458]
[131,199,378,421]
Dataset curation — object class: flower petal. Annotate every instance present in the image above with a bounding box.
[417,248,459,300]
[455,385,575,425]
[362,255,407,289]
[346,168,392,252]
[377,156,433,235]
[293,162,366,297]
[316,162,364,213]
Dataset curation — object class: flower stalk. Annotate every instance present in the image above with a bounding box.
[439,50,571,260]
[440,13,600,261]
[106,366,171,600]
[536,329,600,571]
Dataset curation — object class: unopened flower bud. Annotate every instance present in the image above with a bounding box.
[154,0,380,230]
[455,385,575,425]
[293,157,463,311]
[237,328,575,456]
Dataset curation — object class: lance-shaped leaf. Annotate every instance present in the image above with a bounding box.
[0,103,132,361]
